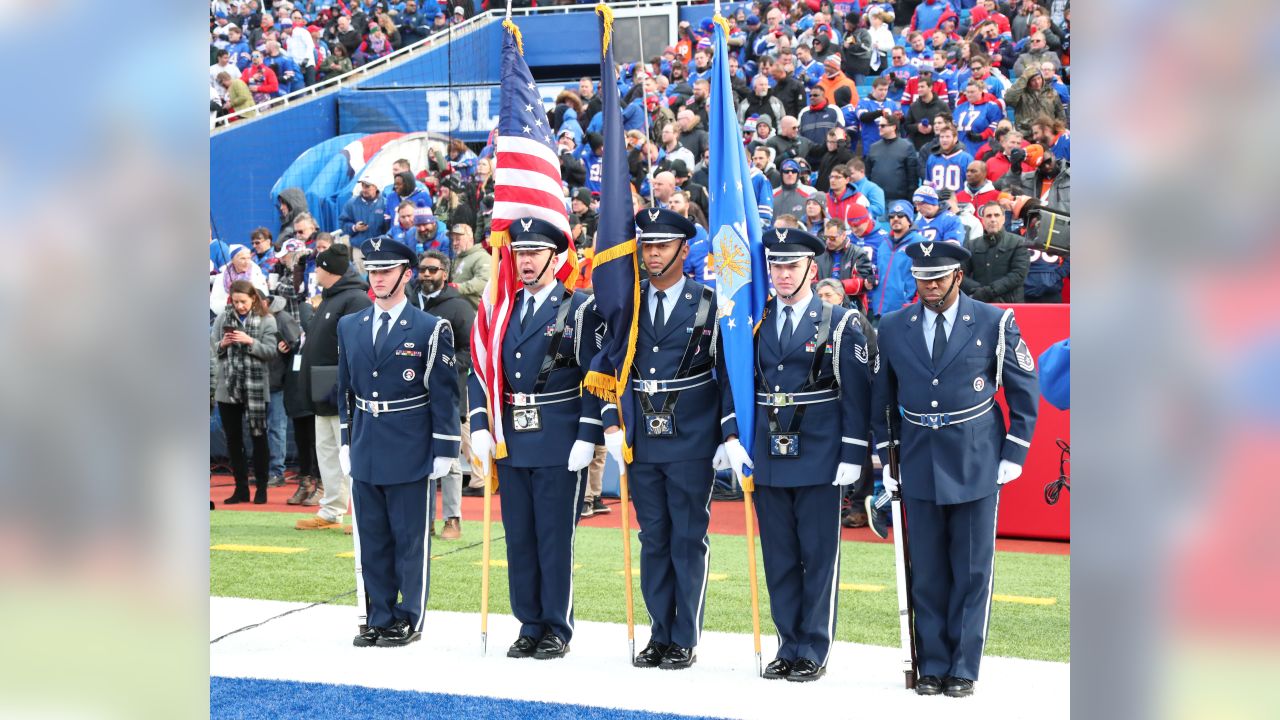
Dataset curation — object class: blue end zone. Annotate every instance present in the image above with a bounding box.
[211,676,729,720]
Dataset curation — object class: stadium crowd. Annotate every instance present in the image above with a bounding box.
[211,0,1069,530]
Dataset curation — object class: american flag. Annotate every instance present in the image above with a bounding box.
[471,19,578,460]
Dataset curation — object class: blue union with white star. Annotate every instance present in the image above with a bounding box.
[499,31,556,148]
[707,16,767,463]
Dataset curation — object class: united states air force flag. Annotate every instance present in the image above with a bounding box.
[708,13,767,475]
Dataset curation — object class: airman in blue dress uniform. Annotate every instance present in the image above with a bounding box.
[722,227,873,682]
[336,235,460,647]
[468,217,605,660]
[599,208,732,671]
[870,240,1039,697]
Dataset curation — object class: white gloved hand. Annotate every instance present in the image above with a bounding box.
[832,463,861,486]
[470,429,495,472]
[997,460,1023,485]
[604,429,625,467]
[882,470,899,494]
[724,437,754,478]
[567,439,596,472]
[429,456,453,480]
[339,445,351,477]
[711,443,730,472]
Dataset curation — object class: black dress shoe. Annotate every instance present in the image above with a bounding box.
[659,645,695,670]
[507,635,539,658]
[915,675,943,695]
[633,640,669,667]
[374,618,421,647]
[762,657,792,679]
[943,676,975,697]
[533,633,569,659]
[352,624,380,647]
[786,658,826,682]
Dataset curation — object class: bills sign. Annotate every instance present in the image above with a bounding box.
[339,84,574,143]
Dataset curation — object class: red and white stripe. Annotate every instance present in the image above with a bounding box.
[491,135,571,237]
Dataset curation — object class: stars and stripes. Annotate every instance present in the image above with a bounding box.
[471,19,577,459]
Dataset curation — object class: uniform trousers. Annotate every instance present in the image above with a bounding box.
[629,459,715,648]
[754,483,844,666]
[903,491,999,681]
[352,477,434,631]
[498,464,586,643]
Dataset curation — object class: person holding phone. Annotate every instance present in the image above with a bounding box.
[340,178,388,246]
[212,281,279,504]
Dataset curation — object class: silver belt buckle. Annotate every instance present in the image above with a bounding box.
[923,413,942,429]
[641,380,660,395]
[767,392,793,406]
[511,392,531,407]
[370,400,381,417]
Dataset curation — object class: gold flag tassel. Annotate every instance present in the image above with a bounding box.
[502,18,524,55]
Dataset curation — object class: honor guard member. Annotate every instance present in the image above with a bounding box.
[468,217,605,660]
[870,240,1039,697]
[721,227,872,682]
[336,235,461,647]
[600,208,730,670]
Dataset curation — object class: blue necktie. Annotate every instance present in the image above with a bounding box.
[932,314,947,367]
[779,306,794,347]
[653,290,667,334]
[374,312,391,356]
[520,295,536,331]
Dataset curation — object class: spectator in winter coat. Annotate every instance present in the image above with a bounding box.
[854,77,902,156]
[957,161,1001,209]
[766,114,814,165]
[825,164,872,228]
[814,127,855,192]
[816,54,860,107]
[768,63,806,118]
[339,179,389,245]
[276,187,309,248]
[797,86,845,153]
[388,201,420,249]
[848,158,887,221]
[446,223,490,310]
[249,228,279,275]
[772,159,822,219]
[295,245,372,530]
[738,74,787,128]
[383,168,434,219]
[263,40,304,95]
[961,202,1029,302]
[865,116,921,203]
[905,79,950,150]
[413,207,451,256]
[217,71,256,120]
[212,281,279,505]
[1012,32,1062,78]
[211,245,270,315]
[241,52,278,102]
[867,200,924,317]
[1005,66,1068,137]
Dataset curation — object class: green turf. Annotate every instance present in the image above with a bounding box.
[210,511,1069,662]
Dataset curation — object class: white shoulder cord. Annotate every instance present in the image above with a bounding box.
[832,308,855,390]
[995,308,1015,389]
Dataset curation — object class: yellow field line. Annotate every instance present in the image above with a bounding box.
[211,544,307,554]
[993,593,1058,606]
[840,582,886,592]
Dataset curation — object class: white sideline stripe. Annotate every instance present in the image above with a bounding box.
[211,597,1070,720]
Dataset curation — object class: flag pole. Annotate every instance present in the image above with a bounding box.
[479,456,494,656]
[618,462,636,661]
[637,19,655,206]
[743,476,763,677]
